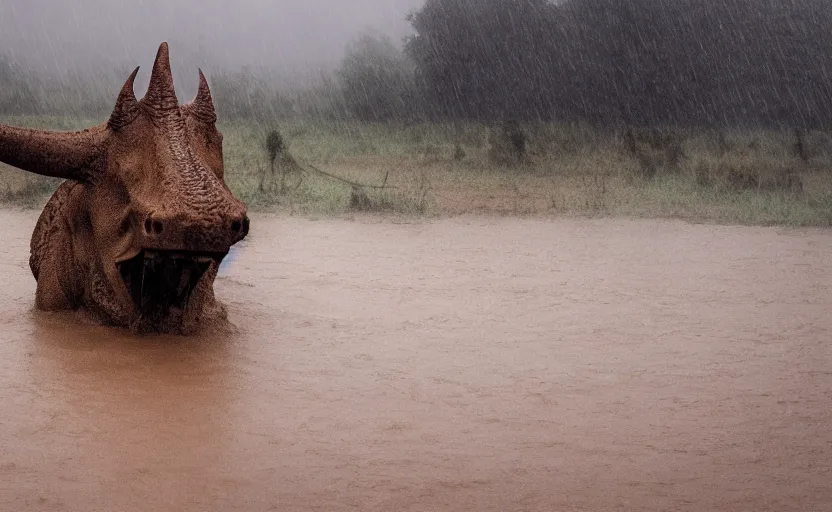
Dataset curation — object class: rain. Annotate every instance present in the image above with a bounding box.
[0,1,831,510]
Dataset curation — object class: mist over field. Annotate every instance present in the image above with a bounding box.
[1,0,831,225]
[0,0,421,79]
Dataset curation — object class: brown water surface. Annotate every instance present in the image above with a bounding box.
[1,210,831,511]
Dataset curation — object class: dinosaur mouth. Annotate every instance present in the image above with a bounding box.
[117,249,226,314]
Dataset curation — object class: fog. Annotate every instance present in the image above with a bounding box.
[0,0,422,84]
[1,0,829,129]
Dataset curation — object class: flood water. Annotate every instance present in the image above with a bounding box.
[1,210,830,511]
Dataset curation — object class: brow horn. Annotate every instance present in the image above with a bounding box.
[187,69,217,124]
[108,66,141,130]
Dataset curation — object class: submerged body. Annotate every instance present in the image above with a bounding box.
[0,43,249,334]
[29,181,229,333]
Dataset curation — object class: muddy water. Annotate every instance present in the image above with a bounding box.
[1,210,831,511]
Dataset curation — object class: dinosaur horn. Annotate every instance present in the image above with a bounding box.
[0,65,145,181]
[108,66,141,130]
[187,69,217,124]
[142,42,179,115]
[0,123,109,182]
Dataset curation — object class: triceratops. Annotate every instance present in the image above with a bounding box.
[0,42,249,334]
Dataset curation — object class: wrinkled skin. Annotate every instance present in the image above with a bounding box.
[0,43,249,335]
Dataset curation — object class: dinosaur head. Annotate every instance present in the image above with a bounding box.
[0,43,249,331]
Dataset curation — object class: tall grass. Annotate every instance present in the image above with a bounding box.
[1,115,831,226]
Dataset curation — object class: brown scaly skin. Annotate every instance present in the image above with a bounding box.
[0,42,249,335]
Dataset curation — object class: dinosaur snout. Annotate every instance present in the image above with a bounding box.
[230,215,250,239]
[139,208,249,253]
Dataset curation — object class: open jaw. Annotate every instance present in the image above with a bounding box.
[117,249,226,316]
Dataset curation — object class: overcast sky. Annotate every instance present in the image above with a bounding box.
[0,0,423,85]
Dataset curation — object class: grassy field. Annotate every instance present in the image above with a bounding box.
[1,114,831,226]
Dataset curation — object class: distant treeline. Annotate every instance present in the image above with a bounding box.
[403,0,832,129]
[3,0,832,130]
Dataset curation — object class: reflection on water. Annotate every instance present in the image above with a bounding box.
[218,242,242,276]
[1,211,831,511]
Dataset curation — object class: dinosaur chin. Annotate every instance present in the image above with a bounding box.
[117,249,226,317]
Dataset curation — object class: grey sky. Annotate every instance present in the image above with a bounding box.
[0,0,422,84]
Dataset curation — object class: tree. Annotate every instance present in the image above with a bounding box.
[338,31,423,122]
[403,0,832,128]
[209,67,293,121]
[404,0,560,121]
[0,56,44,115]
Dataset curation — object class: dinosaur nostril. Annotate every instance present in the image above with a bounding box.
[119,217,131,236]
[144,218,152,233]
[231,220,242,233]
[152,220,164,234]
